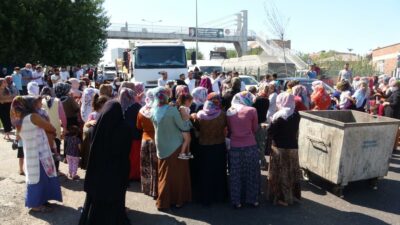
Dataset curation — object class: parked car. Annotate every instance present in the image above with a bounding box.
[276,77,335,95]
[239,75,259,91]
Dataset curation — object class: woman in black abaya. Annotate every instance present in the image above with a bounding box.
[79,100,132,225]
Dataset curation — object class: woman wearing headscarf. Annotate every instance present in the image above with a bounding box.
[222,77,241,111]
[383,79,400,119]
[79,101,132,225]
[199,76,213,94]
[226,91,260,208]
[120,81,135,91]
[99,84,113,98]
[0,78,17,140]
[151,87,191,210]
[190,87,208,113]
[11,96,62,212]
[193,93,228,206]
[137,89,158,197]
[118,87,142,180]
[335,80,354,110]
[80,94,109,170]
[54,82,80,128]
[310,84,331,110]
[68,78,82,101]
[292,85,310,111]
[253,83,270,170]
[112,77,123,97]
[267,92,301,206]
[40,87,67,173]
[170,80,188,104]
[267,82,278,123]
[351,81,368,112]
[134,82,145,106]
[80,87,99,123]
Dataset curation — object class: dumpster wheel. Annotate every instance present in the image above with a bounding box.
[332,185,345,198]
[301,168,310,181]
[369,178,379,190]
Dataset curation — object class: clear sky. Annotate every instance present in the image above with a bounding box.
[102,0,400,62]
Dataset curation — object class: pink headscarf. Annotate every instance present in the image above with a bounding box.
[199,76,213,94]
[134,82,145,105]
[176,85,189,97]
[272,92,295,122]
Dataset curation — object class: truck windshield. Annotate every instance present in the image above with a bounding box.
[199,66,222,74]
[135,46,187,69]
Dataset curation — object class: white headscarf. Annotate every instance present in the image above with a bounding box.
[226,91,255,116]
[81,87,99,122]
[27,82,39,96]
[272,92,295,122]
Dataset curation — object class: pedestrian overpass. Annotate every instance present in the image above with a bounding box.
[106,10,307,69]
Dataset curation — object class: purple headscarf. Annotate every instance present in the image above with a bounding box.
[197,93,222,120]
[199,76,213,94]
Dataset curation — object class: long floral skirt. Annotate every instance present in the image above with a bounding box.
[228,145,260,205]
[268,146,301,205]
[140,139,158,197]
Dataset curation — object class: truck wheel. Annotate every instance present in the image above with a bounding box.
[332,185,344,198]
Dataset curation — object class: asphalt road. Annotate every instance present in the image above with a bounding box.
[0,132,399,225]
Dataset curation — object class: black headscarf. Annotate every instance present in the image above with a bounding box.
[84,100,132,201]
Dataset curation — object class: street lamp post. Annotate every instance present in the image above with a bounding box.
[195,0,199,60]
[141,19,162,33]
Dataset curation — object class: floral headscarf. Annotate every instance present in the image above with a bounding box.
[81,87,99,122]
[227,91,255,116]
[10,96,40,128]
[176,85,189,98]
[292,85,310,109]
[272,92,295,122]
[199,76,213,94]
[54,82,71,100]
[191,87,208,109]
[197,92,222,120]
[311,85,331,110]
[151,86,170,124]
[134,82,145,105]
[118,87,136,113]
[139,89,155,118]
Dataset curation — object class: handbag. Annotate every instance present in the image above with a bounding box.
[11,140,18,150]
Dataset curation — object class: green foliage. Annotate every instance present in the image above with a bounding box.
[247,47,263,55]
[0,0,109,66]
[314,56,377,77]
[226,49,237,59]
[186,48,204,60]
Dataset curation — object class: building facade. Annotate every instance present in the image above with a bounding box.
[372,43,400,76]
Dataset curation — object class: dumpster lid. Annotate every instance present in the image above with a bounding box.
[299,110,400,128]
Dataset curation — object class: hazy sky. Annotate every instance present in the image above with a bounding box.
[102,0,400,62]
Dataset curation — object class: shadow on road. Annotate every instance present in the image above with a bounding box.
[127,209,186,225]
[29,204,80,225]
[162,198,389,225]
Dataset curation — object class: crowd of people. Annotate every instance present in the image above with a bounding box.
[1,61,399,224]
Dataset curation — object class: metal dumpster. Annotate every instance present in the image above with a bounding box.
[298,110,400,196]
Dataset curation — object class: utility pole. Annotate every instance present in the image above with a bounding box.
[195,0,199,60]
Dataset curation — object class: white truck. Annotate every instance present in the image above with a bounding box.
[131,40,187,88]
[188,60,223,74]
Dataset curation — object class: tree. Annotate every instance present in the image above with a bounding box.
[248,47,263,55]
[186,48,204,61]
[226,49,238,58]
[0,0,109,66]
[264,0,290,74]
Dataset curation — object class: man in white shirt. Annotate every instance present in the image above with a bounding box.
[60,66,70,82]
[32,65,44,89]
[210,71,222,94]
[185,71,196,93]
[157,71,168,87]
[337,63,353,83]
[75,66,84,80]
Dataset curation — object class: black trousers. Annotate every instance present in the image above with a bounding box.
[21,86,28,95]
[54,138,61,172]
[0,102,12,133]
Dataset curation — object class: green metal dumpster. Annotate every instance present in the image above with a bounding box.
[298,110,400,196]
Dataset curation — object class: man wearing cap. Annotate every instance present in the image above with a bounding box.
[158,71,168,87]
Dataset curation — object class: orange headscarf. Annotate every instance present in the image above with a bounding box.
[311,85,331,110]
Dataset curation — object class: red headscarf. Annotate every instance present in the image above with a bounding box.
[311,85,331,110]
